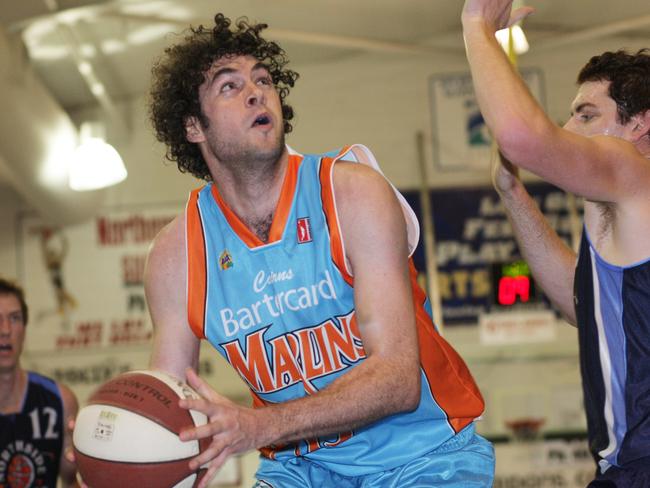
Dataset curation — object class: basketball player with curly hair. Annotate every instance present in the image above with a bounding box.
[145,12,494,488]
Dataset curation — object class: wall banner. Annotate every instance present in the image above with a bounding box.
[403,184,582,325]
[18,207,177,353]
[429,68,545,172]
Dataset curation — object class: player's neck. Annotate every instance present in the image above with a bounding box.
[0,367,27,414]
[213,150,289,234]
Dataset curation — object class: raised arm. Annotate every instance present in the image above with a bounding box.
[178,163,421,487]
[145,215,200,379]
[461,0,650,203]
[493,156,577,324]
[58,382,80,488]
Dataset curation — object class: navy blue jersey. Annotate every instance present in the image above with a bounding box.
[0,372,64,488]
[574,228,650,473]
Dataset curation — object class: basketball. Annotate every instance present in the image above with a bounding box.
[73,370,209,488]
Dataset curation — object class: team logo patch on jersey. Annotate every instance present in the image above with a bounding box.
[297,217,312,243]
[219,250,234,270]
[0,442,46,487]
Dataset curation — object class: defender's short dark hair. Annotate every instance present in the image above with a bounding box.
[0,278,28,326]
[577,49,650,124]
[148,13,299,181]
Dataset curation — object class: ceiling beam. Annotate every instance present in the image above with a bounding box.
[533,14,650,51]
[57,23,123,122]
[103,12,461,56]
[32,0,126,129]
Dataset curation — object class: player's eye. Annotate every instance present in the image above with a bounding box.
[9,313,23,325]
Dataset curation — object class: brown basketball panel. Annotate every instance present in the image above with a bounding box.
[75,449,202,488]
[87,372,196,434]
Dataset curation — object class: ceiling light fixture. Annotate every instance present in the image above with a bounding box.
[69,122,127,191]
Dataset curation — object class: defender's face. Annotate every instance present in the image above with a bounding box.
[563,81,629,139]
[0,294,25,374]
[188,55,285,164]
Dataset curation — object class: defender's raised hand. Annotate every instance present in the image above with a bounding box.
[462,0,534,32]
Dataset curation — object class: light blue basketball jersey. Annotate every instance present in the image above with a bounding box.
[186,146,486,476]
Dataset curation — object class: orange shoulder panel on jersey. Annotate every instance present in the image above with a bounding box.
[209,154,304,248]
[319,156,353,286]
[186,187,207,339]
[409,261,485,433]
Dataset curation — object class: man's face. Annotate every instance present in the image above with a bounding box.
[187,55,285,167]
[0,294,26,374]
[563,80,631,139]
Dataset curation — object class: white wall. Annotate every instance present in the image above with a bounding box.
[0,185,25,279]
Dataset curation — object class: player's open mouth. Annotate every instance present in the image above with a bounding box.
[0,344,12,352]
[252,114,271,127]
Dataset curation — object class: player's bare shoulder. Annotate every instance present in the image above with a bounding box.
[331,160,407,257]
[146,214,186,275]
[144,214,187,304]
[331,161,398,212]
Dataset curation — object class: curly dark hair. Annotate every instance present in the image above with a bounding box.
[577,49,650,124]
[148,13,299,181]
[0,277,28,326]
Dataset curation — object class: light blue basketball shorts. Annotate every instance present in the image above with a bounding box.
[253,424,495,487]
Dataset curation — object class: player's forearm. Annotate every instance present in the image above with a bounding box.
[255,354,420,447]
[499,182,578,324]
[463,20,552,168]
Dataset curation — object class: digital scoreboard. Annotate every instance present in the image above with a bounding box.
[491,260,540,307]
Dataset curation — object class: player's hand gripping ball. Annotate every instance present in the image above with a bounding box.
[73,370,209,488]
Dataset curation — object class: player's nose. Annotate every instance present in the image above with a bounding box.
[245,82,265,107]
[0,317,9,335]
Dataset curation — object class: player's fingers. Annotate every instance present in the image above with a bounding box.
[198,466,217,488]
[197,451,231,488]
[507,6,535,27]
[64,446,76,463]
[180,418,226,441]
[189,439,228,471]
[185,367,212,397]
[179,396,217,415]
[186,370,230,409]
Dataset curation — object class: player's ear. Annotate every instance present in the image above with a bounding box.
[185,116,205,143]
[630,109,650,142]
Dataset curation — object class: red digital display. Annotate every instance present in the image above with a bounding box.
[497,275,531,305]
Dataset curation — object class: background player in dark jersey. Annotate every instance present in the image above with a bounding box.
[0,277,79,487]
[461,0,650,485]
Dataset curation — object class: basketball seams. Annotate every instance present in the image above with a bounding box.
[76,450,194,464]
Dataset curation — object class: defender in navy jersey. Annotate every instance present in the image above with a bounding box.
[462,0,650,485]
[145,12,493,488]
[0,278,79,487]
